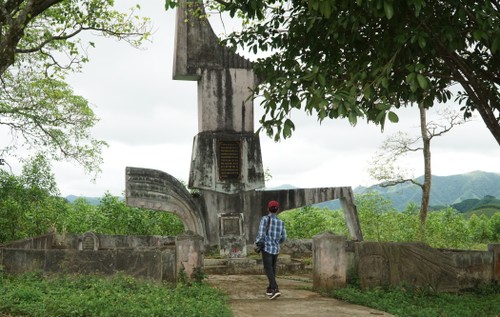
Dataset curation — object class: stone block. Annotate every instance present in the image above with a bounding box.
[45,250,117,275]
[115,250,163,281]
[176,232,204,282]
[162,250,177,282]
[355,242,460,292]
[489,244,500,282]
[312,233,347,291]
[446,249,493,288]
[220,235,247,258]
[1,249,45,274]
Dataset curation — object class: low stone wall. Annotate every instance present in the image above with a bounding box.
[0,232,200,283]
[312,233,500,292]
[47,232,177,250]
[281,239,313,257]
[1,248,176,281]
[1,233,54,250]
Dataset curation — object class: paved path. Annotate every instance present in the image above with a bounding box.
[207,274,395,317]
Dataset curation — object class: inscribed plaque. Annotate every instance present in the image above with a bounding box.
[217,140,241,181]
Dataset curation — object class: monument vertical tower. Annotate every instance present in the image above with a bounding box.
[172,0,264,194]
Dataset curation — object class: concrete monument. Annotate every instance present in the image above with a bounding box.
[126,0,363,256]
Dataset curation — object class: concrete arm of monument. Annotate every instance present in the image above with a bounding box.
[172,0,253,81]
[259,187,364,241]
[125,167,206,239]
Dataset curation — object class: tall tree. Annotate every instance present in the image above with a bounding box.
[368,107,467,225]
[0,155,65,242]
[168,0,500,145]
[1,0,151,175]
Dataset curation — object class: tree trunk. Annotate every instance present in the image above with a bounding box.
[0,0,64,76]
[419,103,431,226]
[444,51,500,146]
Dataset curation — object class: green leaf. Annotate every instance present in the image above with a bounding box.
[363,84,372,100]
[492,36,500,53]
[318,73,326,86]
[322,2,332,18]
[375,102,391,111]
[414,63,425,72]
[338,104,346,116]
[388,111,399,123]
[290,95,300,108]
[381,77,389,89]
[165,0,178,10]
[384,1,394,20]
[375,110,386,123]
[418,35,426,48]
[406,72,416,84]
[417,74,429,90]
[472,30,483,41]
[310,0,319,11]
[283,119,295,138]
[263,90,271,100]
[348,111,358,125]
[302,72,316,81]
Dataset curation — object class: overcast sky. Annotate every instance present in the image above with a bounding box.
[5,2,499,197]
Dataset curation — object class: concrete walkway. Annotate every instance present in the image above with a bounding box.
[207,274,395,317]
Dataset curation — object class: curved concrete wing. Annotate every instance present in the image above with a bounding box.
[125,167,206,239]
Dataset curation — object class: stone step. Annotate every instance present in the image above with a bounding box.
[204,258,228,267]
[204,265,230,275]
[203,257,306,275]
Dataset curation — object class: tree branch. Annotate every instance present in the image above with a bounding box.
[380,178,423,190]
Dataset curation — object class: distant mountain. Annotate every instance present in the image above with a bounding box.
[451,195,500,212]
[454,195,500,217]
[282,171,500,211]
[355,171,500,211]
[64,195,101,206]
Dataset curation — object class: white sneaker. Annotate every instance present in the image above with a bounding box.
[269,290,281,300]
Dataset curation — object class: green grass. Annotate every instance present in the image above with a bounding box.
[330,283,500,317]
[0,272,232,317]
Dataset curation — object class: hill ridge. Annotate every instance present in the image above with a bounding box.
[355,171,500,210]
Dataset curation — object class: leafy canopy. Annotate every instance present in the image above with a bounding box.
[167,0,500,145]
[0,0,151,175]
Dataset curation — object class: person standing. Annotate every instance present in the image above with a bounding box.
[255,200,287,300]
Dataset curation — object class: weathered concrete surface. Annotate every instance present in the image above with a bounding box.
[125,167,206,238]
[355,242,492,292]
[207,274,394,317]
[313,233,347,290]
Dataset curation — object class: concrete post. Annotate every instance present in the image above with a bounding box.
[312,232,347,291]
[176,231,204,282]
[489,244,500,282]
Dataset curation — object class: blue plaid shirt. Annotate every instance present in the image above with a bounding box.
[255,214,286,255]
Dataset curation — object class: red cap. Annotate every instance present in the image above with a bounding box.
[268,200,280,210]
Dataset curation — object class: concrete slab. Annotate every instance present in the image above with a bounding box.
[207,274,394,317]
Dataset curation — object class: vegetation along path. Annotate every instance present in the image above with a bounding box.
[207,274,394,317]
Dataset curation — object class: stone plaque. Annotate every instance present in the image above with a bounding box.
[218,140,241,181]
[219,213,243,237]
[222,218,240,236]
[79,232,99,251]
[82,236,94,250]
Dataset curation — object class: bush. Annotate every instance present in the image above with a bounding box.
[281,192,498,249]
[0,272,232,317]
[279,206,348,238]
[331,282,500,317]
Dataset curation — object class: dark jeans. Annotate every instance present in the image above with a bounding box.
[262,250,279,290]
